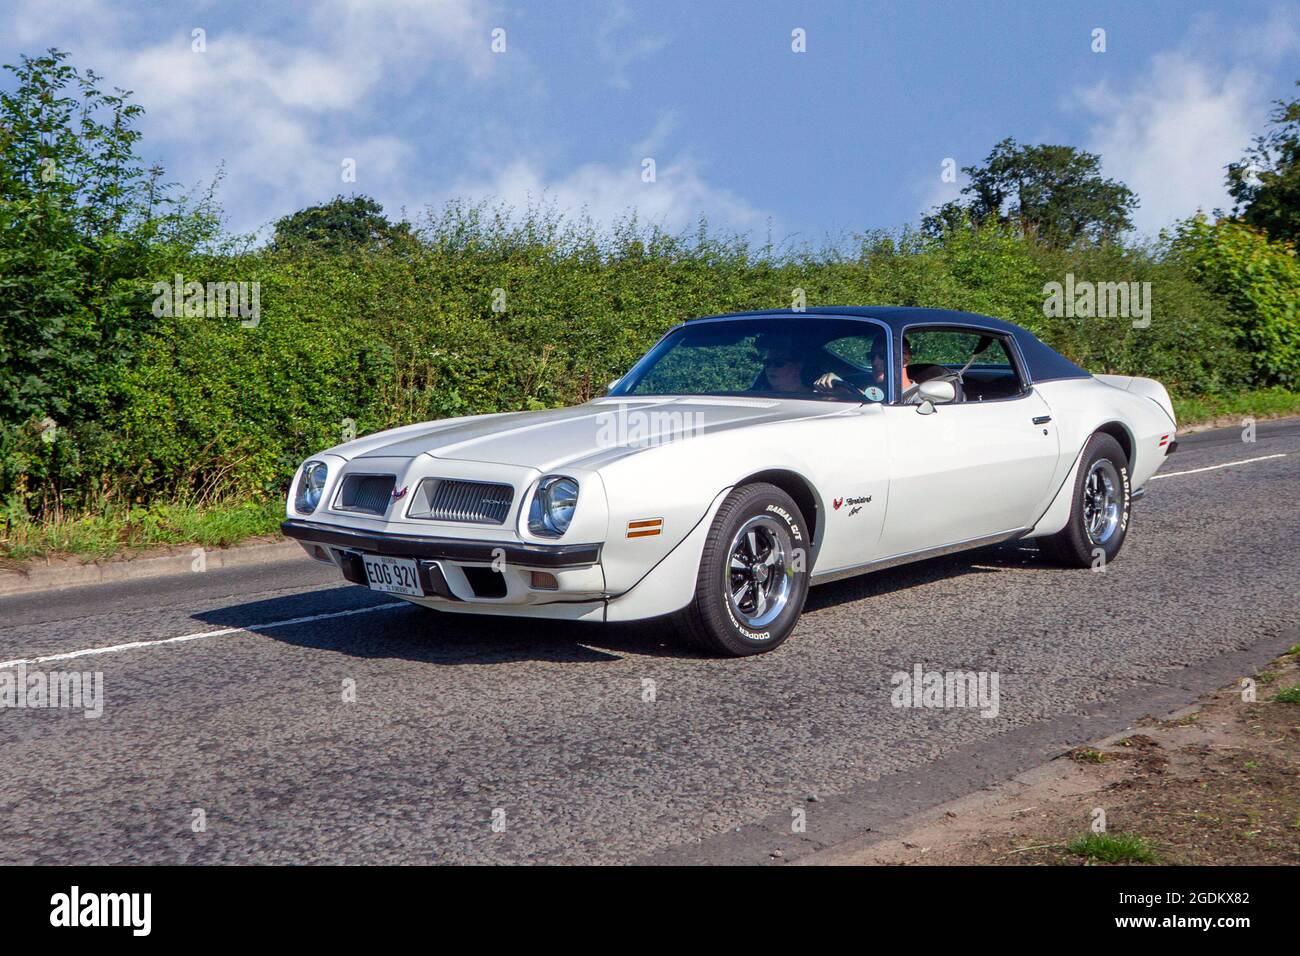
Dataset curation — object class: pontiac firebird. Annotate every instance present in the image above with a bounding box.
[282,307,1178,656]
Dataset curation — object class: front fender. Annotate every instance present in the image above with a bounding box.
[604,487,731,622]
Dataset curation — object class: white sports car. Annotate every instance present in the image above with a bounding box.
[282,307,1178,656]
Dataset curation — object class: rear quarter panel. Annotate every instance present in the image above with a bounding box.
[1029,376,1177,536]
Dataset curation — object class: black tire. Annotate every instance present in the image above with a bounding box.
[1038,432,1132,568]
[672,483,811,656]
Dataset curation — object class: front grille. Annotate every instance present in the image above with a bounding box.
[410,478,514,525]
[335,474,397,515]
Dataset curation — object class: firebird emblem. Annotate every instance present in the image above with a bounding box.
[832,497,844,510]
[391,485,409,500]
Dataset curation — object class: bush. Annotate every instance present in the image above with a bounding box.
[1029,237,1252,396]
[1173,216,1300,387]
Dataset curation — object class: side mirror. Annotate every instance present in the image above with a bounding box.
[603,378,621,396]
[915,379,955,415]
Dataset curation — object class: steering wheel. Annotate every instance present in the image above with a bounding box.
[813,371,874,399]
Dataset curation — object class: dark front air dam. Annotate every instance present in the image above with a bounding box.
[280,519,601,568]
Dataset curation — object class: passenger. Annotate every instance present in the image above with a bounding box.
[900,338,921,403]
[754,337,806,393]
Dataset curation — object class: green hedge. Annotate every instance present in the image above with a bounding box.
[2,214,1291,516]
[1173,216,1300,387]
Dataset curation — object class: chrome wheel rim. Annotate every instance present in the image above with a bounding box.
[725,516,792,631]
[1083,459,1122,545]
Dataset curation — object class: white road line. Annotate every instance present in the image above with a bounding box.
[0,602,403,670]
[1151,453,1288,480]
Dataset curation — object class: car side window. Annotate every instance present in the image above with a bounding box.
[903,329,1027,403]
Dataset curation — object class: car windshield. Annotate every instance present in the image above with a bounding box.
[609,317,890,403]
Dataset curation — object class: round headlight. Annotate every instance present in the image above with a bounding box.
[295,460,328,514]
[529,476,579,537]
[545,478,579,533]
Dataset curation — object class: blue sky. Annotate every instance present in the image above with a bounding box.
[4,0,1298,244]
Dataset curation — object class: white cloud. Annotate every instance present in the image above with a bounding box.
[1073,6,1300,235]
[595,0,668,90]
[915,162,963,218]
[4,0,113,47]
[437,153,769,236]
[1204,2,1300,65]
[2,0,502,231]
[102,38,386,230]
[1074,55,1263,234]
[0,0,766,237]
[310,0,500,80]
[120,38,370,117]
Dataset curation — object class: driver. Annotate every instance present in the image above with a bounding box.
[803,331,890,399]
[757,331,889,400]
[813,335,925,402]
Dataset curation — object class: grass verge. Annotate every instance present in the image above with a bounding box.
[859,653,1300,865]
[1,498,284,565]
[1172,386,1300,428]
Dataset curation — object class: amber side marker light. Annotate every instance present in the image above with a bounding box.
[627,518,663,538]
[530,571,558,590]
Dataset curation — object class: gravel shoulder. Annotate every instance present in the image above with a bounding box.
[807,649,1300,865]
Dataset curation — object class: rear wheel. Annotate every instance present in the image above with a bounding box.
[1038,432,1132,567]
[672,483,811,656]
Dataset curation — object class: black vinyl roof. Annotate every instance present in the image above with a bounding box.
[686,306,1091,383]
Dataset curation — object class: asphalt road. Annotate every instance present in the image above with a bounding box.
[1,419,1297,865]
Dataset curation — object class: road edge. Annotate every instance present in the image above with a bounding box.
[0,539,305,598]
[640,628,1299,866]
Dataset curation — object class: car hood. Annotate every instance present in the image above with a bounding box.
[342,397,848,472]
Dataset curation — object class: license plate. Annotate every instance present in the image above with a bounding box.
[361,554,424,596]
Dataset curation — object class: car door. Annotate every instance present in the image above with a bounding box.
[875,328,1060,558]
[801,403,893,575]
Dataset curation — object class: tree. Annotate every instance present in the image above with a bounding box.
[923,138,1138,246]
[0,49,214,514]
[271,194,412,252]
[1226,81,1300,246]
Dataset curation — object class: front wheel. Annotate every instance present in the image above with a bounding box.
[672,483,811,656]
[1038,432,1132,567]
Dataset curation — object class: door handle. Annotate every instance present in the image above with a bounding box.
[1032,415,1051,425]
